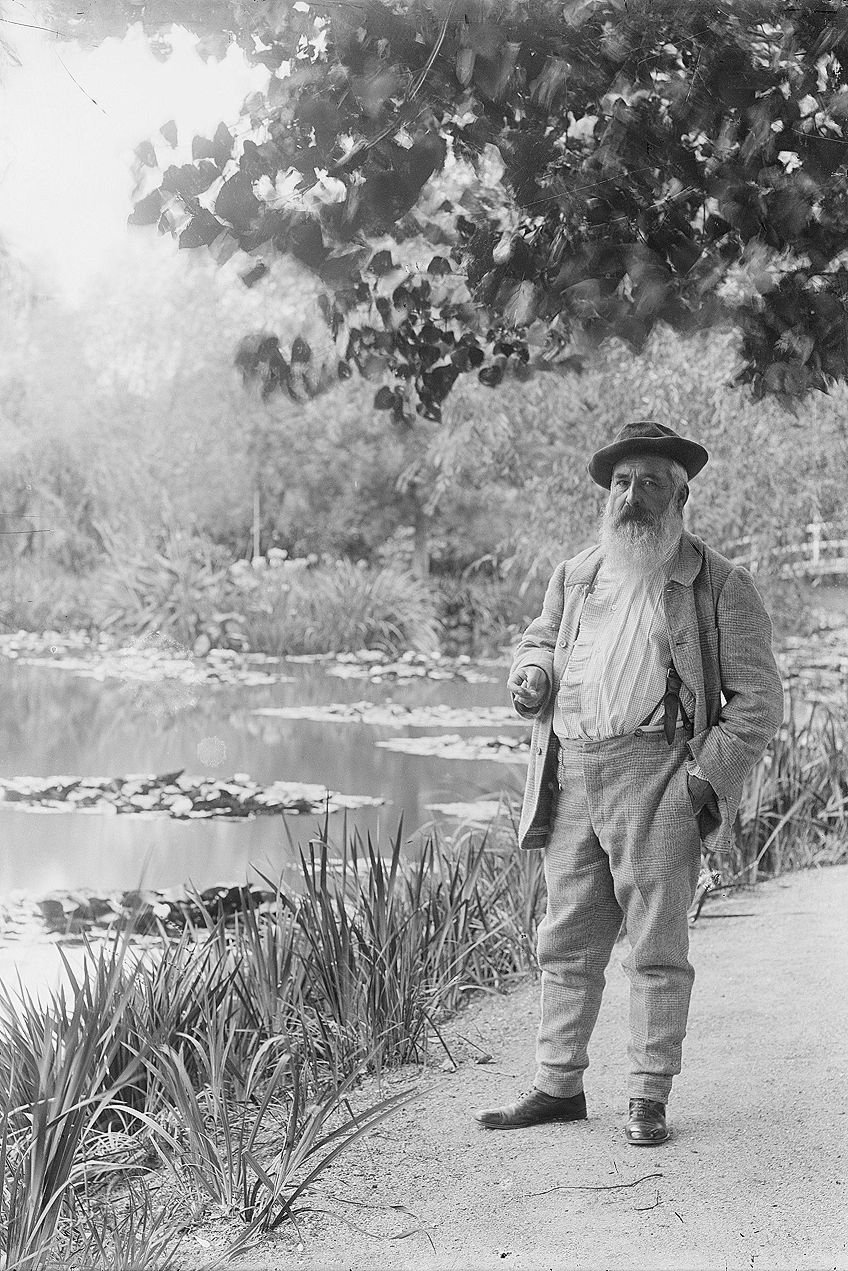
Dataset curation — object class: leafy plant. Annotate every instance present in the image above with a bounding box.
[152,1024,413,1233]
[152,1026,293,1220]
[0,942,142,1271]
[242,1056,413,1234]
[94,522,235,647]
[291,820,547,1072]
[236,556,441,655]
[68,1185,187,1271]
[729,700,848,882]
[0,559,106,637]
[437,571,537,657]
[0,918,414,1267]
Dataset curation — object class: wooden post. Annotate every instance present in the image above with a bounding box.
[810,520,821,567]
[252,488,261,563]
[412,508,430,579]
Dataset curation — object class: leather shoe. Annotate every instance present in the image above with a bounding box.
[625,1098,668,1145]
[474,1087,587,1130]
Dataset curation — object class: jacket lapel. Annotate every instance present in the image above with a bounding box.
[552,547,603,680]
[664,533,708,735]
[565,545,603,588]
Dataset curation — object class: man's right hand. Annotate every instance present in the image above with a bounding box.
[507,665,550,712]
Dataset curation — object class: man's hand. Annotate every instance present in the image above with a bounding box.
[687,773,717,815]
[508,665,550,712]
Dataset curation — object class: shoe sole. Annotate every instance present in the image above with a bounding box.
[476,1113,588,1130]
[625,1130,669,1146]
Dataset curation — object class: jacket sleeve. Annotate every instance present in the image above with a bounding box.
[508,561,567,719]
[687,567,784,796]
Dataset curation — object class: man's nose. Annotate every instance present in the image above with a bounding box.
[623,480,641,505]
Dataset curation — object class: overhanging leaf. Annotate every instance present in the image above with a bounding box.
[179,210,224,250]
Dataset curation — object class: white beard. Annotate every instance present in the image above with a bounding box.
[599,499,684,580]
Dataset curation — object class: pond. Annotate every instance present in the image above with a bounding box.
[0,655,524,896]
[2,606,845,900]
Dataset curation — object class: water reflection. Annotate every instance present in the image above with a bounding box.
[0,659,523,893]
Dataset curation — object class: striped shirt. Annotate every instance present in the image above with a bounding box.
[555,559,696,741]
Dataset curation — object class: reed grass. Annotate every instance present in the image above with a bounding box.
[0,823,545,1267]
[286,823,546,1073]
[717,702,848,883]
[67,1184,186,1271]
[0,941,144,1271]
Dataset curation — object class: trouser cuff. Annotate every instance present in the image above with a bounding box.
[534,1070,586,1099]
[628,1078,673,1103]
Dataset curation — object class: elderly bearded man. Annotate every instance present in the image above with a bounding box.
[475,421,784,1146]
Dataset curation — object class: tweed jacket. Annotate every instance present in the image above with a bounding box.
[511,531,784,854]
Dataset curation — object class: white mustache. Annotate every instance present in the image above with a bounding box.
[614,505,659,526]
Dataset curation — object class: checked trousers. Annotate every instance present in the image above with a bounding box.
[534,731,701,1105]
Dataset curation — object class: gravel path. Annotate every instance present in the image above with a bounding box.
[225,863,848,1271]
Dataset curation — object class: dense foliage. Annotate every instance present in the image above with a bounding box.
[118,0,848,419]
[2,240,846,630]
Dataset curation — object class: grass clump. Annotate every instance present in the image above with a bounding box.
[289,825,543,1075]
[235,555,441,656]
[715,702,848,884]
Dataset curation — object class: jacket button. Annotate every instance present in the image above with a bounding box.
[559,639,568,648]
[537,745,543,754]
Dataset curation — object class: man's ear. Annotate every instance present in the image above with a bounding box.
[678,483,690,510]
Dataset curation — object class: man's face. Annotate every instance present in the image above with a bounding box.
[608,455,684,528]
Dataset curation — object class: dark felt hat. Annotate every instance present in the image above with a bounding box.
[588,421,709,489]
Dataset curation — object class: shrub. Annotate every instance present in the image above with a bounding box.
[0,558,106,635]
[437,571,545,657]
[93,523,238,649]
[235,554,441,656]
[726,702,848,883]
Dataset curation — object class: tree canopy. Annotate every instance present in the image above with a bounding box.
[113,0,848,418]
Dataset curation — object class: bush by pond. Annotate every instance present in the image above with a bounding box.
[1,527,531,658]
[729,703,848,883]
[0,558,108,636]
[233,553,441,656]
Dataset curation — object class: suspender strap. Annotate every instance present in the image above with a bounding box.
[664,665,691,742]
[636,666,691,742]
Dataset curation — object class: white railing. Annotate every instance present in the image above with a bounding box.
[726,521,848,579]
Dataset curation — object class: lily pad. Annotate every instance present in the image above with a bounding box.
[11,652,290,689]
[28,882,282,938]
[252,702,522,728]
[326,661,497,683]
[0,772,383,819]
[375,734,530,763]
[424,799,511,822]
[0,632,293,689]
